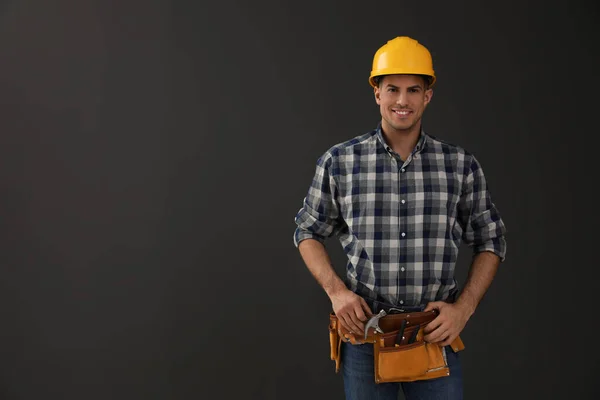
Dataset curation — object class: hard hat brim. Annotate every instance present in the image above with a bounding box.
[369,72,436,88]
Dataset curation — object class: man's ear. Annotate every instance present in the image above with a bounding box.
[374,86,381,105]
[424,88,433,105]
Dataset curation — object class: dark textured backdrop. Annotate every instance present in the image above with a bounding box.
[0,1,596,399]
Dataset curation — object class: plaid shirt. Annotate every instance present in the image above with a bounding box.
[293,124,507,307]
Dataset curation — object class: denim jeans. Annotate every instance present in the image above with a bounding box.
[341,341,463,400]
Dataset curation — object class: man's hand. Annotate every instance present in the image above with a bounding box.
[422,302,471,347]
[330,289,373,336]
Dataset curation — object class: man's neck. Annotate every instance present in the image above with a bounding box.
[381,123,421,160]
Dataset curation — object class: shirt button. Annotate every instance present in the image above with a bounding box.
[401,168,405,172]
[399,300,404,305]
[401,232,406,237]
[401,199,406,204]
[401,267,405,272]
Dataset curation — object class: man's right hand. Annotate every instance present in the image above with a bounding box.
[330,289,373,336]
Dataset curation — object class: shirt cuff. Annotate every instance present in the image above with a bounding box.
[293,228,326,248]
[473,236,507,262]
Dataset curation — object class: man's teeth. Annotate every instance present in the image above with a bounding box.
[395,110,410,115]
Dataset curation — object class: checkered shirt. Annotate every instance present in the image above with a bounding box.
[293,125,507,306]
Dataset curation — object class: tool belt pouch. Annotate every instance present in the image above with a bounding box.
[374,326,450,383]
[327,311,465,381]
[328,313,343,372]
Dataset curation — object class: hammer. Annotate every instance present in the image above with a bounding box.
[364,309,387,340]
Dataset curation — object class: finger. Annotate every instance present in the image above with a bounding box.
[342,313,363,335]
[439,334,456,347]
[348,310,366,333]
[423,322,446,342]
[359,298,373,317]
[425,328,449,343]
[423,302,437,312]
[353,303,368,323]
[339,314,353,333]
[424,301,444,313]
[423,317,443,334]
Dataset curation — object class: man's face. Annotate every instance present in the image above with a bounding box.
[374,74,433,135]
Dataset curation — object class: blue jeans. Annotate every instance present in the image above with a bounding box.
[341,341,463,400]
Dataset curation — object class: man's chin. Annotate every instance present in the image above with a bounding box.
[390,123,414,133]
[382,118,418,134]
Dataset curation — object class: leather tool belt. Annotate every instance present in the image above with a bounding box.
[328,311,465,383]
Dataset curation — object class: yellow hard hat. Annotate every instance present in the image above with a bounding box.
[369,36,436,88]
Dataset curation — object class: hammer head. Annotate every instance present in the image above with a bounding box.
[364,309,387,339]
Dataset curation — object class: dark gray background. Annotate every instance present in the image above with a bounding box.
[0,0,596,399]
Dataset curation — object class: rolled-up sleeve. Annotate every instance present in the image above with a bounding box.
[457,155,507,261]
[293,153,344,247]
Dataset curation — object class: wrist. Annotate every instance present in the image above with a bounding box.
[325,279,347,298]
[455,295,477,317]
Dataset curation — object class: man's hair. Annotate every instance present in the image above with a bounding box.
[374,75,431,90]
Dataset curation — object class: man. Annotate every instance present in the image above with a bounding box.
[293,36,507,399]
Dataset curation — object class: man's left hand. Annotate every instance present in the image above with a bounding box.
[422,302,471,346]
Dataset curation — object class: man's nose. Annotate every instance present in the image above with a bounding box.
[395,91,408,106]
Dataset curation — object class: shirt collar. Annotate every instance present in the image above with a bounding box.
[375,123,428,156]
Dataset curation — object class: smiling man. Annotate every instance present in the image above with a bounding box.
[375,73,432,160]
[293,36,507,400]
